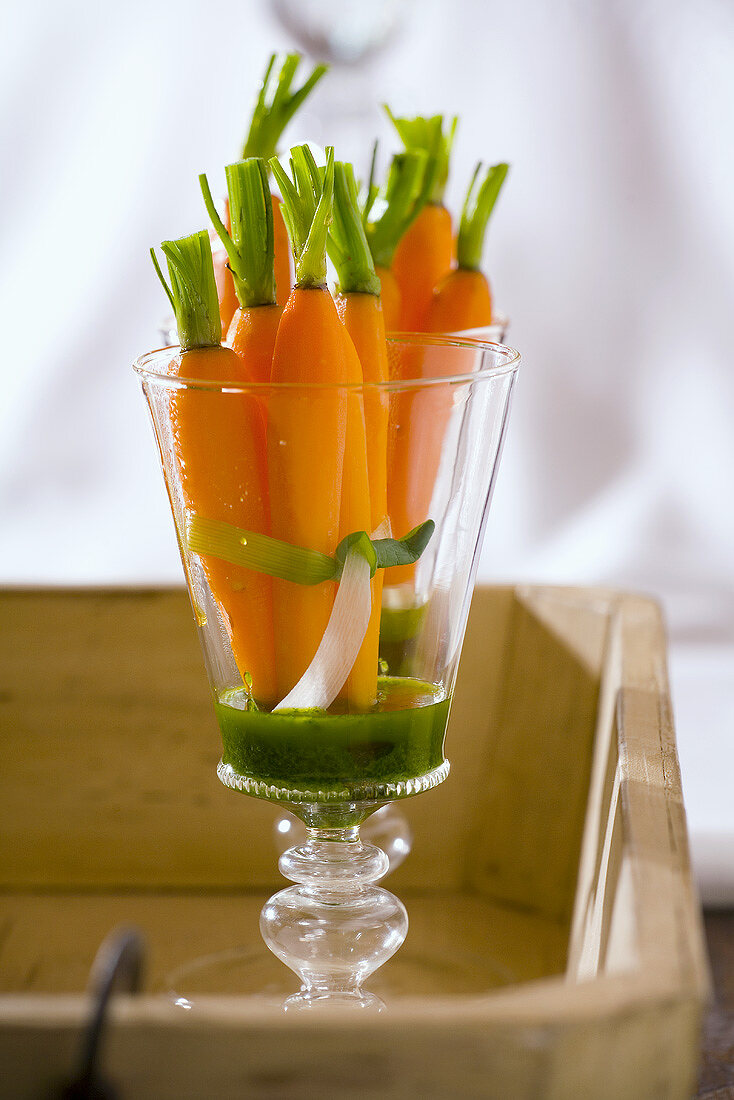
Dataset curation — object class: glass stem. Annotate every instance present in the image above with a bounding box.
[260,822,408,1010]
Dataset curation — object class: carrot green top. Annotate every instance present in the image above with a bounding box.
[384,108,458,205]
[365,150,430,268]
[269,145,335,290]
[151,231,221,350]
[200,158,276,309]
[327,162,380,297]
[457,162,509,272]
[241,53,328,163]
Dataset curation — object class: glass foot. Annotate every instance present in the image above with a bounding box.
[283,990,385,1012]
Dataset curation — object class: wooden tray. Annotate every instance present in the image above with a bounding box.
[0,585,709,1098]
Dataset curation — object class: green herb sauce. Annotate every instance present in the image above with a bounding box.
[215,676,449,791]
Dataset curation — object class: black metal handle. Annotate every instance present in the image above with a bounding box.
[51,926,146,1100]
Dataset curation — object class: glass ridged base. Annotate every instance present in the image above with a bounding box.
[216,758,450,805]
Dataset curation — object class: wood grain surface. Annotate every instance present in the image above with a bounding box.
[0,584,711,1099]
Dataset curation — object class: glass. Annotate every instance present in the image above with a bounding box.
[134,335,519,1008]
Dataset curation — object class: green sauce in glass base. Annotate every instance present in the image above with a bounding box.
[215,677,450,801]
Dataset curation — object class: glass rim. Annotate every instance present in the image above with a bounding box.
[133,333,520,393]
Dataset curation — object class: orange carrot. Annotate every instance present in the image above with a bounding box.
[200,158,281,383]
[427,266,492,332]
[361,149,430,333]
[337,326,377,709]
[337,293,389,525]
[393,201,453,330]
[427,163,509,333]
[151,232,277,704]
[388,167,509,584]
[385,111,458,332]
[375,264,400,331]
[212,241,239,335]
[241,53,328,306]
[266,147,351,699]
[328,159,391,707]
[230,304,281,382]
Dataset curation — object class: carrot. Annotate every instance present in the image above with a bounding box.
[427,163,509,332]
[211,241,239,335]
[393,201,453,330]
[387,167,510,582]
[328,159,391,708]
[386,110,458,331]
[241,53,328,306]
[200,158,281,383]
[362,150,430,332]
[374,264,400,332]
[150,232,277,704]
[266,147,351,699]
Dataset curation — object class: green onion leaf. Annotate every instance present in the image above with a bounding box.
[371,520,436,570]
[186,515,435,586]
[187,515,337,585]
[334,530,378,577]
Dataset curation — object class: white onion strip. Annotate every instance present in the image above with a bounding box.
[273,547,373,712]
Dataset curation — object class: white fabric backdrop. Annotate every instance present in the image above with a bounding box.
[2,0,733,897]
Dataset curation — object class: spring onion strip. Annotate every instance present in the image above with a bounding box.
[187,515,336,585]
[187,515,434,585]
[273,545,373,712]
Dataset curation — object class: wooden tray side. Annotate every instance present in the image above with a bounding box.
[617,597,710,996]
[387,585,517,892]
[566,593,710,1097]
[0,586,710,1100]
[0,590,279,889]
[466,588,608,923]
[0,988,705,1100]
[0,586,518,894]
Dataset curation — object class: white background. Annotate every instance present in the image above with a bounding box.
[2,0,733,898]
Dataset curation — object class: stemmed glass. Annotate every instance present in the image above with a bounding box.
[135,334,518,1009]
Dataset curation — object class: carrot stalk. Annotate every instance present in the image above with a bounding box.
[200,159,281,382]
[241,53,328,306]
[271,196,292,306]
[242,53,328,163]
[427,162,509,332]
[385,110,458,331]
[150,231,277,704]
[362,150,429,331]
[200,161,275,309]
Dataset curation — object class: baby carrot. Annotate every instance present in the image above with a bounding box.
[211,243,239,335]
[427,162,509,332]
[200,158,281,382]
[363,150,430,332]
[241,53,328,306]
[386,110,458,332]
[267,147,351,699]
[150,231,277,704]
[328,158,390,708]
